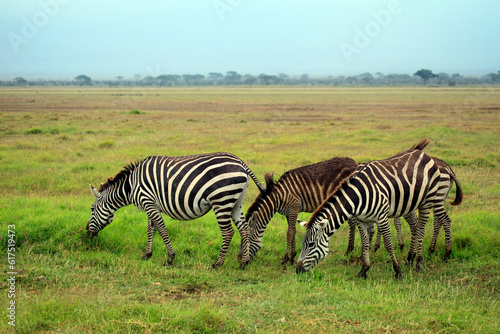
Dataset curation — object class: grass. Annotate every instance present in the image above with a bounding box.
[0,86,499,333]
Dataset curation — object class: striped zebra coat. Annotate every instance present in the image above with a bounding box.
[87,152,265,269]
[370,157,463,260]
[296,139,441,280]
[347,156,463,260]
[245,157,358,268]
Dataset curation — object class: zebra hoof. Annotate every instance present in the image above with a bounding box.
[395,273,404,281]
[357,265,369,279]
[240,261,249,270]
[443,251,451,262]
[399,244,405,251]
[345,246,354,256]
[211,262,223,270]
[142,253,152,260]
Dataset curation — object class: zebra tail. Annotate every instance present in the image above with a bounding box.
[450,174,464,206]
[410,138,430,151]
[242,163,266,194]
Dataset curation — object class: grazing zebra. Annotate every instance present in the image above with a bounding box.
[244,157,358,268]
[296,139,441,280]
[370,157,463,260]
[87,152,265,269]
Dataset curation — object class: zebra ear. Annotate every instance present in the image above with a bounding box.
[317,219,328,231]
[297,219,308,229]
[90,184,101,199]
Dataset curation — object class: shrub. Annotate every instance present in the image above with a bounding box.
[98,140,115,149]
[25,128,43,135]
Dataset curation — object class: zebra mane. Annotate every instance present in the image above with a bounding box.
[306,169,357,229]
[98,160,142,192]
[245,172,275,221]
[410,138,430,151]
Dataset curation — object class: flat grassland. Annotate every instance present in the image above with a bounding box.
[1,86,499,333]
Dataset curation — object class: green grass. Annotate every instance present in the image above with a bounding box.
[0,86,499,333]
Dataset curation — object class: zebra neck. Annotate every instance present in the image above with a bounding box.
[320,181,360,236]
[105,178,132,211]
[255,191,281,228]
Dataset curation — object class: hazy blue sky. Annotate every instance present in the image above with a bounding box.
[1,0,499,79]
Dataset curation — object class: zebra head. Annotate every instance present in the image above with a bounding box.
[296,218,330,274]
[87,184,115,238]
[247,212,264,261]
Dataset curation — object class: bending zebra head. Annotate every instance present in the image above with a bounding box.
[245,172,276,261]
[87,185,115,238]
[296,218,330,274]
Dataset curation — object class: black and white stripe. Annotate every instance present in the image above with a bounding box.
[245,157,358,268]
[296,139,441,280]
[370,157,463,260]
[87,152,264,269]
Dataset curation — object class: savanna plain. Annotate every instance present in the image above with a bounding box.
[0,86,499,333]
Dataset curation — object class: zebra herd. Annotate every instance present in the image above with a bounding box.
[87,139,462,279]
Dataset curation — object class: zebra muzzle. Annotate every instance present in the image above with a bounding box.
[296,261,306,274]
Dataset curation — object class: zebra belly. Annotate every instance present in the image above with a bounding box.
[160,198,212,221]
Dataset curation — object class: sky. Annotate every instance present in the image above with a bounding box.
[1,0,499,80]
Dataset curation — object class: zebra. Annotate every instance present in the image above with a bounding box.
[244,157,358,268]
[370,157,463,260]
[87,152,265,269]
[296,139,441,280]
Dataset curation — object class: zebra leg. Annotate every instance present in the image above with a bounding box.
[394,217,404,251]
[379,219,403,281]
[283,209,299,266]
[148,212,176,266]
[345,217,357,255]
[373,223,381,253]
[443,216,452,261]
[435,210,453,261]
[211,205,236,269]
[414,209,431,272]
[428,216,442,254]
[404,212,419,267]
[356,221,372,279]
[231,197,250,269]
[142,219,155,260]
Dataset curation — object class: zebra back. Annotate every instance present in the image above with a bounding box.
[246,157,358,221]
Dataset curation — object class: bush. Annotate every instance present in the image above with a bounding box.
[25,128,43,135]
[98,140,115,149]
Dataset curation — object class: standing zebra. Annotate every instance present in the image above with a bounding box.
[245,157,358,268]
[370,157,463,260]
[87,152,265,269]
[296,139,442,280]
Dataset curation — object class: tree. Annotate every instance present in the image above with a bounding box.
[487,71,500,83]
[208,72,223,80]
[75,75,92,85]
[413,69,437,85]
[242,74,258,85]
[224,71,241,85]
[14,77,28,86]
[156,74,180,86]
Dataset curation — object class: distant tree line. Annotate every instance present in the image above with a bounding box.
[2,70,500,87]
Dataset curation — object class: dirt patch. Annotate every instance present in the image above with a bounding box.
[151,282,213,302]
